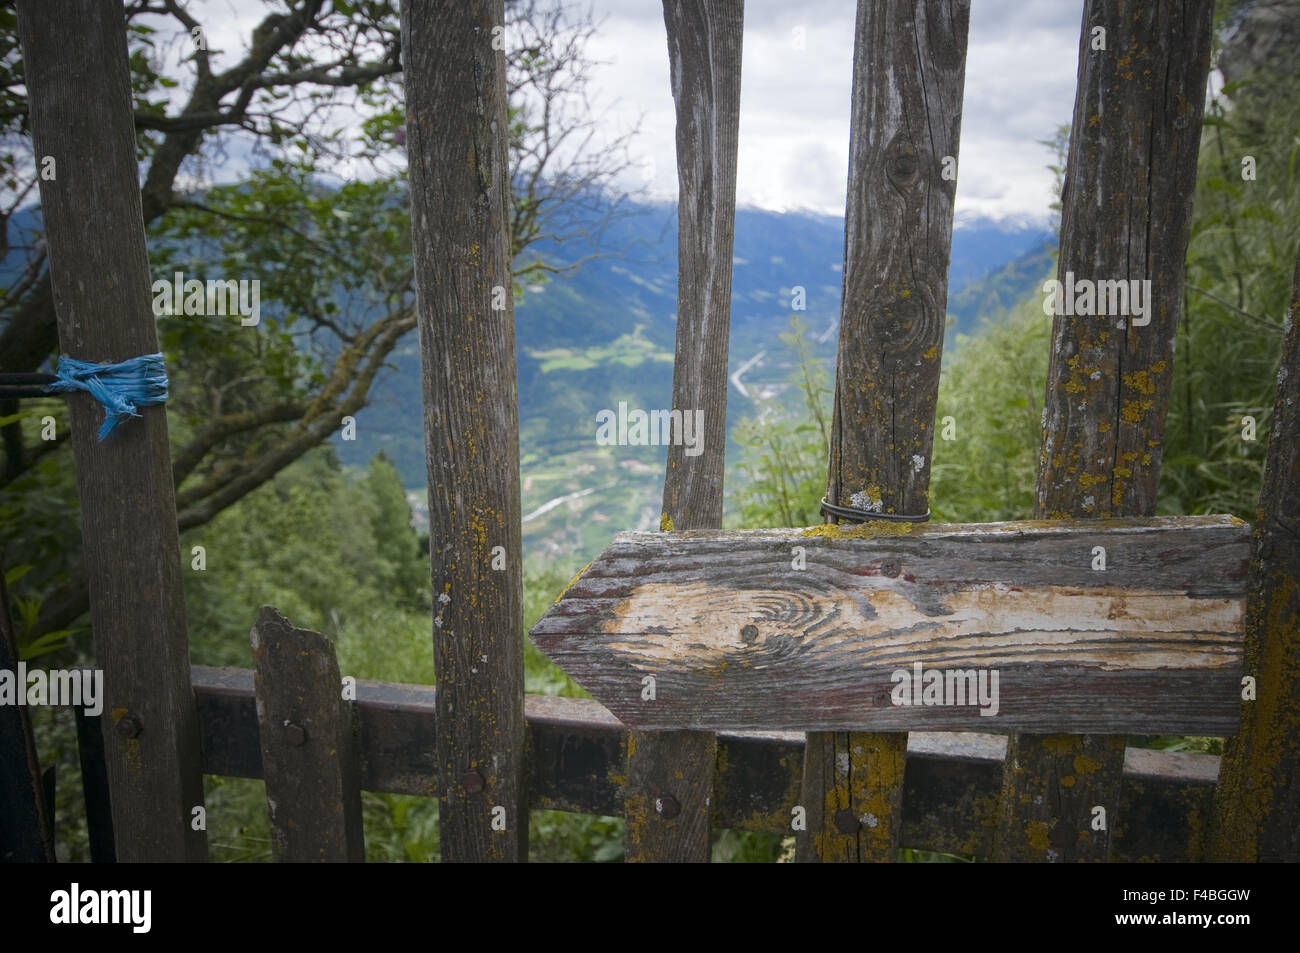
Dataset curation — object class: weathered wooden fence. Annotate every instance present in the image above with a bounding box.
[3,0,1298,866]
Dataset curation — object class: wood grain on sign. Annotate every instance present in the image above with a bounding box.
[16,0,207,861]
[531,516,1249,734]
[994,0,1216,864]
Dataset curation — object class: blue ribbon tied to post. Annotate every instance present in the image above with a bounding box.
[43,353,169,441]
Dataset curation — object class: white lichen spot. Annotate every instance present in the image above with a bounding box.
[1090,370,1101,380]
[1116,318,1127,330]
[849,490,882,513]
[1083,495,1095,509]
[836,752,851,776]
[911,454,925,472]
[862,812,879,829]
[437,593,451,605]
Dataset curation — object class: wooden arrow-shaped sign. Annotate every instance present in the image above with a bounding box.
[530,516,1250,733]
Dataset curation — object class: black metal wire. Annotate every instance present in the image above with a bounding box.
[0,372,59,399]
[819,495,930,524]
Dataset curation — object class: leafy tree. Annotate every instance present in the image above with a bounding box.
[0,0,639,644]
[364,451,426,605]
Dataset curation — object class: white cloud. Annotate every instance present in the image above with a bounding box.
[585,0,1084,227]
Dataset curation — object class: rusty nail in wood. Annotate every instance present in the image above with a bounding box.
[462,770,485,794]
[740,624,758,644]
[834,809,861,834]
[656,795,681,819]
[873,689,892,707]
[282,722,306,746]
[116,713,142,739]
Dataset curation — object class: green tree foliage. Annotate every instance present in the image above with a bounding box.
[928,300,1052,522]
[1,0,639,647]
[1160,65,1300,517]
[728,39,1299,529]
[729,316,832,529]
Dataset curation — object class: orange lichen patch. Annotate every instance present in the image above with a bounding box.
[1026,820,1051,851]
[1074,754,1101,776]
[1043,734,1080,755]
[1121,398,1154,424]
[1122,368,1162,395]
[799,521,914,540]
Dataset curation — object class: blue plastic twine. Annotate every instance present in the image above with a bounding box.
[44,353,169,441]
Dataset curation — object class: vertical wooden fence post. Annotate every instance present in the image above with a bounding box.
[402,0,528,862]
[16,0,207,861]
[252,606,364,862]
[0,570,56,861]
[993,0,1214,862]
[73,702,117,863]
[621,0,743,865]
[1210,244,1300,861]
[800,0,969,864]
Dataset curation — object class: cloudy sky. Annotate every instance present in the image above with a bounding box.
[177,1,1099,230]
[580,0,1089,228]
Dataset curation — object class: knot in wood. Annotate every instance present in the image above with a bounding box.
[885,140,921,187]
[834,809,861,834]
[880,560,901,578]
[740,624,759,644]
[116,713,142,739]
[655,795,681,819]
[870,296,927,353]
[282,721,306,747]
[462,770,486,794]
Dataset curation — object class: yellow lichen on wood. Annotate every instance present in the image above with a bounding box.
[557,561,594,602]
[799,521,915,540]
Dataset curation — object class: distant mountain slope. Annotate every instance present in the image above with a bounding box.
[330,200,1051,559]
[946,239,1056,345]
